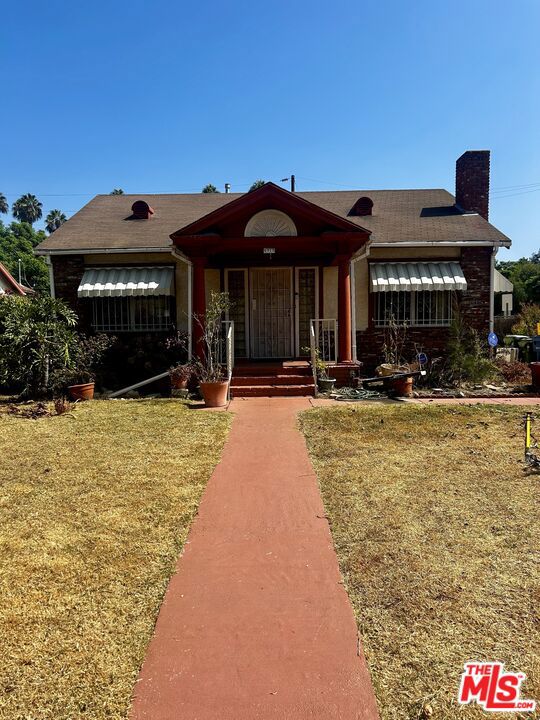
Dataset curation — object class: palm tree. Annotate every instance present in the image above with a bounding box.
[110,188,124,195]
[248,180,266,192]
[12,194,43,224]
[45,209,67,233]
[202,184,220,193]
[0,194,8,215]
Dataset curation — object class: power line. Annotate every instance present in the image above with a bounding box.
[492,181,540,192]
[4,176,540,201]
[491,187,540,200]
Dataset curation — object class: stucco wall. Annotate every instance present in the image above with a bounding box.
[205,269,221,307]
[323,267,338,318]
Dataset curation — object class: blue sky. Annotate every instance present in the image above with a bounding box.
[1,0,539,259]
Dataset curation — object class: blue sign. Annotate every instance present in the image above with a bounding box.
[417,352,428,365]
[488,332,499,347]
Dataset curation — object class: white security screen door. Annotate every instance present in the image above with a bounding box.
[250,268,293,358]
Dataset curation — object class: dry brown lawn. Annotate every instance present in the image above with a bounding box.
[0,400,231,720]
[301,403,539,720]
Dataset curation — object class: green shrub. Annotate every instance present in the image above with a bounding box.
[445,307,497,386]
[511,303,540,336]
[0,295,77,396]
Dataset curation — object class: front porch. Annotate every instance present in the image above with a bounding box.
[171,183,371,366]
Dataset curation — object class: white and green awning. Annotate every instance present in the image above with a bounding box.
[370,262,467,292]
[77,266,174,297]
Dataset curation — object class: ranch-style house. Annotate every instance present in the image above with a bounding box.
[35,150,511,394]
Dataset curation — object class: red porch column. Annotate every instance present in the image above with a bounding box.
[337,254,352,362]
[192,256,206,359]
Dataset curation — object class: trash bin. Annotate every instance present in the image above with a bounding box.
[531,362,540,389]
[504,334,530,348]
[517,337,533,363]
[532,336,540,361]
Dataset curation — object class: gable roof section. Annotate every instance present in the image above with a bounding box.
[35,187,511,254]
[0,262,31,295]
[170,182,368,237]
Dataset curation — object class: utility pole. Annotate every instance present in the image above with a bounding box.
[281,175,296,192]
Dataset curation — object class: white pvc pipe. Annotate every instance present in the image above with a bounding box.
[489,247,497,334]
[108,371,170,398]
[45,255,55,298]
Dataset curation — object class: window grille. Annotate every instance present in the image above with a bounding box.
[374,291,454,327]
[90,296,173,332]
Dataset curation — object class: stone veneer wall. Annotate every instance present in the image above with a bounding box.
[356,247,493,371]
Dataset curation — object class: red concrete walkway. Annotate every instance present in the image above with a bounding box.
[411,396,540,405]
[130,397,379,720]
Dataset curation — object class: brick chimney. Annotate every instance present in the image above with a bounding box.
[455,150,490,220]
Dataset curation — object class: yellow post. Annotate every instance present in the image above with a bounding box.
[536,322,540,336]
[526,413,532,451]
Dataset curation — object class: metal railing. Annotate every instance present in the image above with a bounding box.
[309,322,318,397]
[310,318,338,365]
[221,320,235,400]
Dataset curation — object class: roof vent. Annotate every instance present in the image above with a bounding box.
[131,200,154,219]
[350,196,373,216]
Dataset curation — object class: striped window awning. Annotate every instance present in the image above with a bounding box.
[77,266,175,297]
[370,262,467,293]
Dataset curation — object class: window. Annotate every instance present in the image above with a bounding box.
[90,296,173,332]
[374,291,454,327]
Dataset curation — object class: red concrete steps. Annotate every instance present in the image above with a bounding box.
[231,383,315,398]
[230,361,315,397]
[232,374,313,387]
[232,363,312,377]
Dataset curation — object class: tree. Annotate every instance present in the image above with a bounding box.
[497,251,540,308]
[12,194,43,224]
[45,209,67,233]
[202,184,220,193]
[110,188,124,195]
[0,194,8,215]
[0,221,49,293]
[248,180,266,192]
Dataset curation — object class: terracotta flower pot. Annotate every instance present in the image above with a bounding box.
[171,376,189,390]
[68,382,95,401]
[392,377,413,397]
[200,381,229,408]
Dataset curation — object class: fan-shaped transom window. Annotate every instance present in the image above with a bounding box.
[244,209,297,237]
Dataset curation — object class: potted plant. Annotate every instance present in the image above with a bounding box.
[169,363,192,390]
[306,347,336,393]
[380,314,414,396]
[192,291,231,407]
[52,333,115,401]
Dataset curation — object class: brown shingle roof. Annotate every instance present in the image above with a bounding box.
[35,188,511,253]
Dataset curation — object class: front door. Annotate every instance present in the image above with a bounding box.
[250,268,293,358]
